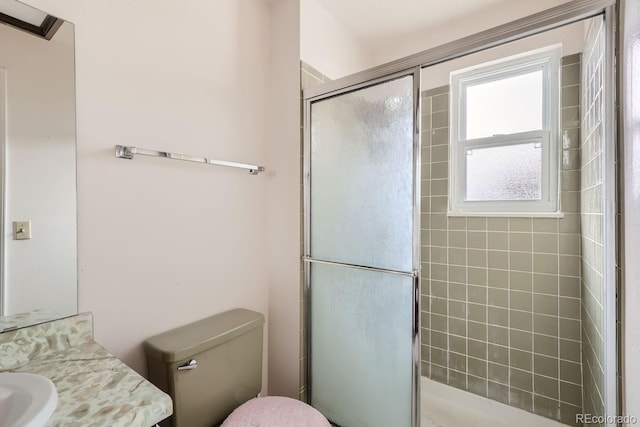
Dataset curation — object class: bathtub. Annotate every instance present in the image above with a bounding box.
[421,377,568,427]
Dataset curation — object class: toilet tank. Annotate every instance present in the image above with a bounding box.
[144,308,265,427]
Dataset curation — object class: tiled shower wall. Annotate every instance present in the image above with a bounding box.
[299,61,331,401]
[421,54,584,425]
[580,19,606,420]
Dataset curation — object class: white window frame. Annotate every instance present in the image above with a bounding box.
[449,45,561,215]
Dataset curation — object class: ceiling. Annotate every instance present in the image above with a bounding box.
[314,0,567,45]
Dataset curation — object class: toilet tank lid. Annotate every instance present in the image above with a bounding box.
[144,308,265,363]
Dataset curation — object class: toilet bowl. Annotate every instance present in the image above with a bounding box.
[144,308,330,427]
[222,396,330,427]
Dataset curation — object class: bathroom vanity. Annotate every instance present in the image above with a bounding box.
[0,313,172,426]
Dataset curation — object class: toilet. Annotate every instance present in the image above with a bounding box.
[144,308,330,427]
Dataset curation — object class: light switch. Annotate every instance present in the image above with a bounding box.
[13,221,31,240]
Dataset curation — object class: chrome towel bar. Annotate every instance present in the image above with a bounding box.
[114,145,265,175]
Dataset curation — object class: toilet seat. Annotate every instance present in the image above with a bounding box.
[221,396,331,427]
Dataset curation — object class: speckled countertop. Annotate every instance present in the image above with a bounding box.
[0,312,173,427]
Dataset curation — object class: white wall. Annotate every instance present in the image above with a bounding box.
[22,0,277,390]
[421,21,585,90]
[300,0,573,84]
[300,0,372,79]
[371,0,572,66]
[621,0,640,421]
[0,22,77,318]
[266,0,301,398]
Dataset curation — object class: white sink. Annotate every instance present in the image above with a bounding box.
[0,373,58,427]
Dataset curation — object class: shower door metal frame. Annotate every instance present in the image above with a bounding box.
[303,67,423,427]
[602,4,618,421]
[303,0,619,425]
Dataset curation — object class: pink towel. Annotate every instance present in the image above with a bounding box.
[221,396,331,427]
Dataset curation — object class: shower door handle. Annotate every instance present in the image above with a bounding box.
[177,359,198,371]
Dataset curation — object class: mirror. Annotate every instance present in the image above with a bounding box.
[0,0,77,331]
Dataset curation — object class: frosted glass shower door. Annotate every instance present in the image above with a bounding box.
[306,73,419,427]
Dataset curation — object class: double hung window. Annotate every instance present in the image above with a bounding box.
[449,46,561,214]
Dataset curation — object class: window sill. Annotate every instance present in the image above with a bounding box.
[446,211,565,218]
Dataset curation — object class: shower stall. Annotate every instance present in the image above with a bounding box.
[302,1,619,426]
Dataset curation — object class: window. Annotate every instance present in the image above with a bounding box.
[449,46,561,214]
